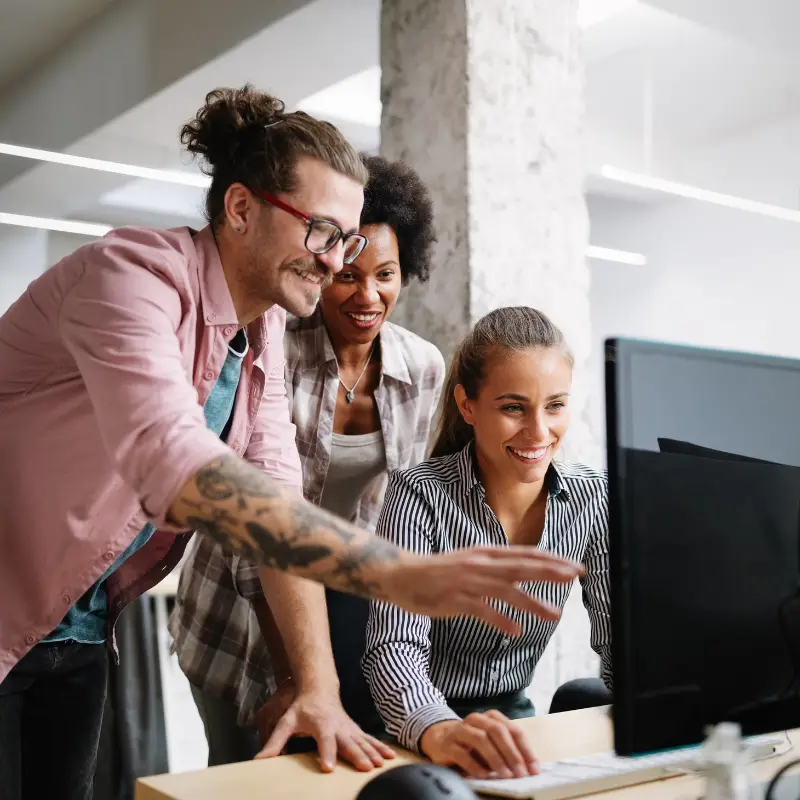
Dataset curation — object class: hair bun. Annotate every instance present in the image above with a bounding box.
[180,84,285,174]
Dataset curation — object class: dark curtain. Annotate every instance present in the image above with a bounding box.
[93,595,169,800]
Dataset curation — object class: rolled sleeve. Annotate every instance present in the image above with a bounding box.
[58,239,230,528]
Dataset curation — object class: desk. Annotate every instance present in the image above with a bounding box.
[135,707,799,799]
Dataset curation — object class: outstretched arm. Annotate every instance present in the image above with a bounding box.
[59,235,581,629]
[169,454,582,632]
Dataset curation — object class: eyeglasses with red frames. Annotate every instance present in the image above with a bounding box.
[256,191,368,265]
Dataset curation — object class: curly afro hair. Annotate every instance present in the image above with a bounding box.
[360,154,436,284]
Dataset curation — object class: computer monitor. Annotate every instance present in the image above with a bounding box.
[605,338,800,756]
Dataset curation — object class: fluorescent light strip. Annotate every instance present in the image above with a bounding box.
[601,165,800,224]
[1,211,650,266]
[586,245,647,266]
[0,142,210,188]
[0,211,111,237]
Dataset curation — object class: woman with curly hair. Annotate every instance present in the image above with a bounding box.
[171,154,447,770]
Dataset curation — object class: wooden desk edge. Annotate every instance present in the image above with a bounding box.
[134,708,800,800]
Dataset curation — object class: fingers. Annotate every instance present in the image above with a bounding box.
[452,586,561,636]
[471,581,561,621]
[456,598,522,637]
[455,726,510,778]
[471,552,583,583]
[368,735,396,760]
[486,711,539,773]
[467,712,533,778]
[316,731,338,773]
[338,737,376,772]
[255,714,295,759]
[335,732,394,772]
[339,735,388,771]
[358,737,388,768]
[449,745,492,779]
[468,545,576,562]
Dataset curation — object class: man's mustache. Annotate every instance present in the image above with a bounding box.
[288,258,333,289]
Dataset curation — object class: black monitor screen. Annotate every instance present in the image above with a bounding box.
[605,338,800,755]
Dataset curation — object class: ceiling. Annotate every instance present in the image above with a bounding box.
[0,0,798,229]
[0,0,117,93]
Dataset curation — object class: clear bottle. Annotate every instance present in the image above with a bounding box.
[701,722,751,800]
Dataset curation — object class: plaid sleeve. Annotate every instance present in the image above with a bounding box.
[232,554,263,601]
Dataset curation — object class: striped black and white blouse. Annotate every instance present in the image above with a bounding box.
[361,443,611,752]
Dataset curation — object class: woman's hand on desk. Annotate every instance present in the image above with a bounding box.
[419,711,538,780]
[255,684,395,773]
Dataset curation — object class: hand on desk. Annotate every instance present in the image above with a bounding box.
[419,711,539,780]
[255,683,395,773]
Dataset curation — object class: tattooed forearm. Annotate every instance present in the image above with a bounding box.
[245,521,333,570]
[171,454,406,596]
[195,456,283,509]
[329,538,400,599]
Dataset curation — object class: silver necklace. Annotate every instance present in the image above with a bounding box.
[338,342,376,404]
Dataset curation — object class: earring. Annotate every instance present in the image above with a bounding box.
[235,226,243,233]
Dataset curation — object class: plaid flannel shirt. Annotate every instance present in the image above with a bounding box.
[168,307,445,726]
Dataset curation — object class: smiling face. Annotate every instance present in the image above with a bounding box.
[319,222,402,347]
[455,346,573,486]
[233,156,365,318]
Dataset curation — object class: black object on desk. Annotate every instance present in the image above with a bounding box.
[356,764,477,800]
[606,338,800,757]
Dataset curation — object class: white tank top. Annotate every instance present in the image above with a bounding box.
[319,431,387,522]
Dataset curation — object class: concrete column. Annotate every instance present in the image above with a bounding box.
[380,0,600,712]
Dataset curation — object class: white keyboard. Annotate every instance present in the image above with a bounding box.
[467,734,785,799]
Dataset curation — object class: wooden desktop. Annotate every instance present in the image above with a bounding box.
[135,706,799,799]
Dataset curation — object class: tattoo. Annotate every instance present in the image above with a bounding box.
[185,456,400,595]
[330,538,400,598]
[196,456,282,510]
[245,521,334,570]
[285,501,357,544]
[187,515,247,554]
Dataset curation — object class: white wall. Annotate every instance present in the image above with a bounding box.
[47,230,97,265]
[0,228,97,314]
[0,227,48,314]
[588,193,800,446]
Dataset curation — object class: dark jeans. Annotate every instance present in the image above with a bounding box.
[447,678,610,722]
[548,678,612,714]
[449,689,536,721]
[189,684,261,766]
[326,588,386,737]
[93,595,168,800]
[0,641,108,800]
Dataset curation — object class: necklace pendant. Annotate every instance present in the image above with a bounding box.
[345,389,355,403]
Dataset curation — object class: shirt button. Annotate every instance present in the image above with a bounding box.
[207,313,216,322]
[62,594,71,604]
[104,551,115,561]
[204,370,214,380]
[224,325,234,336]
[500,638,510,648]
[25,634,36,645]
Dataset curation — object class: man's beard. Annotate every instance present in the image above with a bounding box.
[284,256,333,290]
